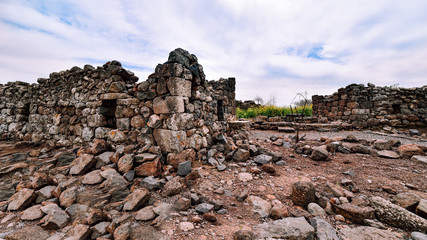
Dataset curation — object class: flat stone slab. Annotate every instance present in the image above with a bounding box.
[278,127,296,133]
[412,155,427,165]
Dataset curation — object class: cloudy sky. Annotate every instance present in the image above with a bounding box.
[1,0,427,105]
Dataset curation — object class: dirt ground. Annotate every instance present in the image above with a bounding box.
[0,129,426,239]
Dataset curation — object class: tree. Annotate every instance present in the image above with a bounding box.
[254,96,264,105]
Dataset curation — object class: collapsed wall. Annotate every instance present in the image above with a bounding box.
[0,49,236,159]
[312,83,427,128]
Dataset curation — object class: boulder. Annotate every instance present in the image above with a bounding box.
[370,196,427,232]
[40,203,69,229]
[254,154,273,164]
[416,199,427,219]
[135,206,157,221]
[20,204,43,220]
[398,144,424,158]
[246,196,272,218]
[134,157,161,177]
[412,155,427,165]
[377,150,400,159]
[310,217,339,240]
[7,188,36,211]
[310,146,329,161]
[393,192,421,211]
[256,217,315,239]
[333,203,375,223]
[233,149,250,162]
[291,181,316,208]
[82,170,103,185]
[69,154,96,175]
[338,226,403,240]
[162,176,185,196]
[123,188,150,211]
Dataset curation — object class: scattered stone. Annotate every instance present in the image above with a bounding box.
[363,219,387,229]
[233,149,250,162]
[370,196,427,232]
[310,217,339,240]
[69,154,96,175]
[333,203,375,224]
[203,213,217,223]
[291,181,316,208]
[412,155,427,165]
[416,199,427,219]
[67,224,92,240]
[398,144,425,158]
[135,206,156,221]
[3,226,50,240]
[261,164,276,174]
[350,144,371,154]
[246,195,272,218]
[233,230,257,240]
[256,217,315,239]
[91,222,110,239]
[195,203,214,214]
[270,205,289,220]
[141,176,161,191]
[238,172,253,182]
[411,232,427,240]
[7,188,36,211]
[377,150,400,159]
[323,182,344,197]
[177,160,192,176]
[179,222,194,231]
[174,197,191,211]
[153,202,174,221]
[123,188,150,211]
[338,226,403,240]
[40,203,70,229]
[162,176,185,196]
[117,154,134,173]
[82,170,103,185]
[59,186,77,208]
[32,172,55,189]
[20,204,43,220]
[114,222,130,240]
[310,146,330,161]
[254,154,273,164]
[307,203,325,217]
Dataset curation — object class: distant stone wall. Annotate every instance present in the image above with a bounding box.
[0,49,237,159]
[312,83,427,128]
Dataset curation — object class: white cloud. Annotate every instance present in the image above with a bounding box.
[1,0,427,105]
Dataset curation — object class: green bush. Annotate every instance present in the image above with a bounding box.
[236,105,312,119]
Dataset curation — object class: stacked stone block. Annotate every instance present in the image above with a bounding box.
[312,83,427,128]
[0,49,237,173]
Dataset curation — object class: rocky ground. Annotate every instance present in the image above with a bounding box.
[0,128,427,240]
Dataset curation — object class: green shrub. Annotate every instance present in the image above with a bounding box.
[236,105,312,119]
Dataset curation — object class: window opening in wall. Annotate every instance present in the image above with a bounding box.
[217,100,224,121]
[101,100,117,128]
[392,104,401,114]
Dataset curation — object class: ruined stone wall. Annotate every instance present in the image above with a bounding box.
[0,49,237,162]
[312,83,427,128]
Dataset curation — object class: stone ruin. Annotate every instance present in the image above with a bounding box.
[312,83,427,128]
[0,48,237,175]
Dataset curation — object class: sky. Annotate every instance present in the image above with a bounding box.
[1,0,427,105]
